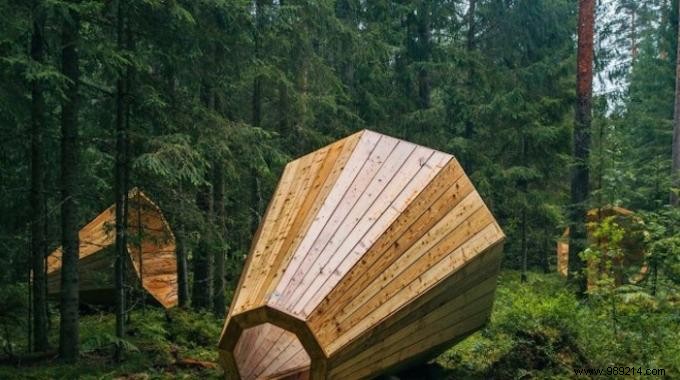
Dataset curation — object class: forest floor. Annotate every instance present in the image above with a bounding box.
[1,271,678,379]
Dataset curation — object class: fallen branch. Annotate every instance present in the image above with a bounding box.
[0,350,58,366]
[169,345,216,370]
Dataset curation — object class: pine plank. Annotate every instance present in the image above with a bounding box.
[307,159,465,330]
[325,222,503,354]
[280,141,418,314]
[269,131,384,308]
[232,158,303,314]
[328,244,502,367]
[255,133,361,305]
[312,182,481,347]
[293,150,451,317]
[330,276,498,377]
[242,147,332,313]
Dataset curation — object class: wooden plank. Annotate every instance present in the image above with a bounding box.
[328,244,502,366]
[330,276,498,377]
[240,324,282,378]
[270,365,310,380]
[269,131,384,308]
[242,147,332,313]
[307,158,464,330]
[334,309,491,380]
[312,185,482,347]
[255,134,361,306]
[293,150,451,317]
[280,141,418,314]
[259,339,308,379]
[332,195,488,328]
[248,327,298,379]
[325,222,503,354]
[232,158,303,314]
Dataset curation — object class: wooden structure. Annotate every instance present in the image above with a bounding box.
[46,189,178,309]
[218,130,506,380]
[557,206,647,288]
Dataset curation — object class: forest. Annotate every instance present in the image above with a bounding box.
[0,0,679,379]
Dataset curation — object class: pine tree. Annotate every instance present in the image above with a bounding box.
[58,0,81,362]
[29,0,48,352]
[672,0,680,206]
[569,0,596,293]
[113,0,129,362]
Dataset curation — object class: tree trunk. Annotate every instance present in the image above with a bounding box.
[569,0,595,293]
[213,162,226,316]
[58,3,81,362]
[672,0,680,206]
[113,0,128,362]
[520,133,528,283]
[192,185,214,310]
[30,0,49,353]
[176,227,190,308]
[464,0,476,140]
[252,0,265,129]
[416,2,431,110]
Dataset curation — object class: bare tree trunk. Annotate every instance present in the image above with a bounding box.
[252,0,266,129]
[464,0,477,141]
[58,3,81,362]
[213,162,226,316]
[569,0,595,293]
[672,0,680,206]
[176,227,190,308]
[192,185,214,310]
[416,2,431,110]
[30,0,49,353]
[113,0,128,362]
[520,133,528,283]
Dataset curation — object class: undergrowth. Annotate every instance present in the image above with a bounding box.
[1,271,678,379]
[436,271,680,379]
[0,308,223,379]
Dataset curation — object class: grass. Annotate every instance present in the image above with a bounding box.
[1,271,678,379]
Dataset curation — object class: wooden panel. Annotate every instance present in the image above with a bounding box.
[328,244,503,368]
[270,131,384,308]
[233,132,365,315]
[242,325,307,380]
[278,140,424,315]
[307,159,466,330]
[325,222,503,354]
[261,343,308,379]
[279,140,416,310]
[330,274,498,378]
[255,134,362,306]
[292,151,452,317]
[336,308,491,380]
[46,189,178,309]
[218,130,506,380]
[232,158,305,314]
[244,148,331,310]
[127,191,177,308]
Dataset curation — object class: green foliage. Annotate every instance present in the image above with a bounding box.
[0,309,222,379]
[642,207,680,284]
[0,284,27,356]
[439,271,680,379]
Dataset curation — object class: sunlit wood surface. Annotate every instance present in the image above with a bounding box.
[218,130,505,380]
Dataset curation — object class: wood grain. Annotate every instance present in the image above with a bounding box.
[46,189,178,308]
[217,130,505,380]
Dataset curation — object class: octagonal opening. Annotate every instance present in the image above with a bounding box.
[234,322,311,380]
